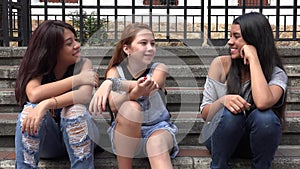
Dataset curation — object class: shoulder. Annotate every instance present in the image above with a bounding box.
[270,66,288,85]
[80,58,93,69]
[153,62,168,72]
[208,55,231,83]
[106,66,120,78]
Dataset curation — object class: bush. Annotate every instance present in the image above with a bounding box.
[69,10,108,46]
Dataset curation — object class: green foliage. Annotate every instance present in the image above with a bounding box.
[69,10,108,46]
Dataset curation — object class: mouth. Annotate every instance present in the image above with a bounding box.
[73,50,80,57]
[230,48,238,54]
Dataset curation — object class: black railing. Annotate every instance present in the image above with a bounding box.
[0,0,299,46]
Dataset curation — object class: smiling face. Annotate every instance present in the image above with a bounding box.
[227,24,247,59]
[57,28,81,66]
[124,29,156,66]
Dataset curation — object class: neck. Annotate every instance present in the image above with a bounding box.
[54,63,68,80]
[127,58,147,78]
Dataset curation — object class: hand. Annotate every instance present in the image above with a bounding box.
[240,45,258,65]
[131,76,159,97]
[75,69,99,88]
[21,100,49,135]
[223,95,251,114]
[89,79,112,115]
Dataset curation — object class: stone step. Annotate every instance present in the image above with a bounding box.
[1,111,299,147]
[1,46,300,66]
[0,87,300,113]
[0,145,300,169]
[1,64,300,89]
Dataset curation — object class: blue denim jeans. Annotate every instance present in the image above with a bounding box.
[15,103,94,169]
[202,107,281,169]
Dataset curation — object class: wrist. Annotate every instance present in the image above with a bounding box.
[107,78,122,91]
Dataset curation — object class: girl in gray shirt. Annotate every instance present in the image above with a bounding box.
[200,12,288,169]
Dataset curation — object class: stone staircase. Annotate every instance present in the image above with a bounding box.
[0,46,300,169]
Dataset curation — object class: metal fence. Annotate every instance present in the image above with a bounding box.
[0,0,299,47]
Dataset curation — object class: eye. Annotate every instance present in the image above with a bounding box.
[140,41,147,45]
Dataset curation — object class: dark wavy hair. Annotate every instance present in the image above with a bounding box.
[15,20,77,107]
[226,12,286,122]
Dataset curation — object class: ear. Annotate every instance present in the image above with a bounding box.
[123,44,130,56]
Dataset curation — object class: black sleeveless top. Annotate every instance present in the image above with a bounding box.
[41,59,84,124]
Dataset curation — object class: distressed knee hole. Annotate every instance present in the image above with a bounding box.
[66,120,91,159]
[23,150,36,168]
[22,135,39,168]
[61,104,86,119]
[22,135,39,152]
[70,139,91,159]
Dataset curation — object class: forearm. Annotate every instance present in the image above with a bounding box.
[249,59,273,108]
[201,97,225,121]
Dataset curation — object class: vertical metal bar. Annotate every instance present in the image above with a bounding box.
[207,0,211,40]
[9,0,13,45]
[201,0,204,41]
[275,0,280,40]
[242,0,246,14]
[21,0,30,46]
[183,0,187,40]
[293,0,297,40]
[79,0,84,43]
[114,0,118,40]
[62,0,66,22]
[3,0,9,46]
[44,0,48,20]
[259,0,263,13]
[149,0,153,29]
[132,0,135,23]
[225,0,228,44]
[97,0,100,28]
[166,0,170,41]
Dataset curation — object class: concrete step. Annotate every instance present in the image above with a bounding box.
[1,46,300,66]
[1,63,300,88]
[1,86,300,113]
[1,110,299,147]
[0,145,300,169]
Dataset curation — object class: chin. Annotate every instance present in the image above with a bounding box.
[231,54,241,59]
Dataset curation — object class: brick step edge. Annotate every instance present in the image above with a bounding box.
[1,145,300,169]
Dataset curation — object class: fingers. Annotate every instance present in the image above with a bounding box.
[226,95,251,114]
[89,96,95,113]
[89,94,106,115]
[22,117,38,135]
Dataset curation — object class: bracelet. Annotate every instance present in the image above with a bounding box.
[107,78,121,91]
[51,97,58,118]
[52,97,58,109]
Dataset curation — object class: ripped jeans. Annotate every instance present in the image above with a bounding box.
[15,103,94,169]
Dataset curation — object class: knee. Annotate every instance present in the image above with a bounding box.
[61,104,86,119]
[146,130,173,157]
[219,108,245,130]
[61,104,92,159]
[248,109,281,133]
[115,101,143,127]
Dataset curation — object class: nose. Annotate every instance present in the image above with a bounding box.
[227,37,233,46]
[74,41,80,49]
[147,43,155,50]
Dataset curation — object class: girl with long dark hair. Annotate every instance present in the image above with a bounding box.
[200,12,288,169]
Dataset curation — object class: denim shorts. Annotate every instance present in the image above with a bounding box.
[107,120,179,158]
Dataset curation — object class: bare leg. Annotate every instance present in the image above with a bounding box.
[146,129,174,169]
[114,101,143,169]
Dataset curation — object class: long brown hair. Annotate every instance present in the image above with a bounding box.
[105,23,154,78]
[15,20,77,107]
